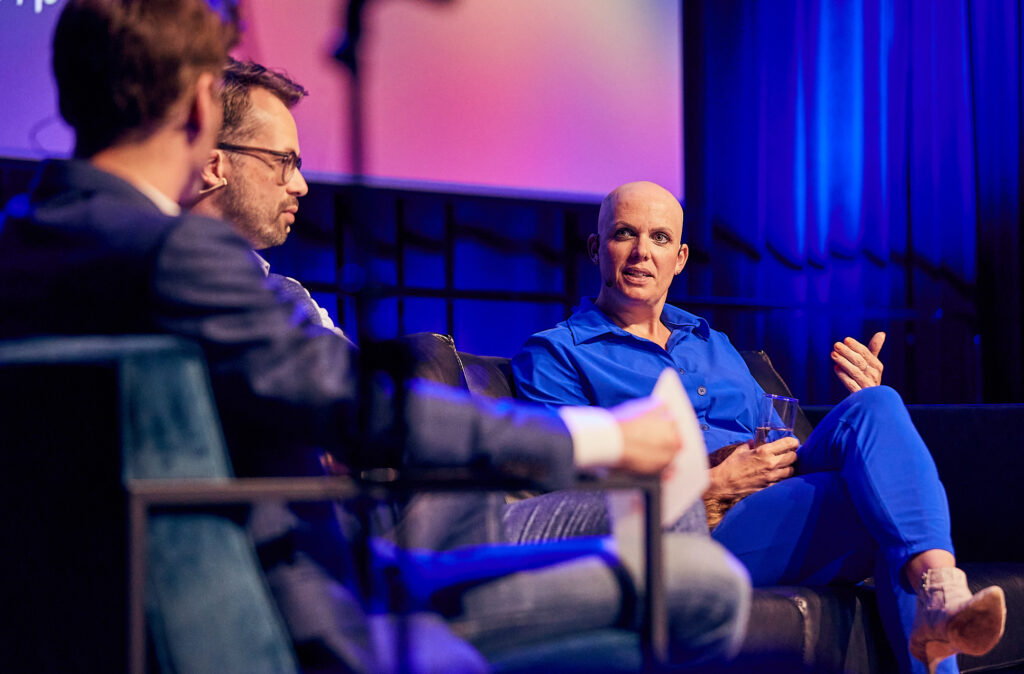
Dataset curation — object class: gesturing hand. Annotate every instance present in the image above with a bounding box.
[705,436,798,501]
[610,397,681,475]
[832,332,885,393]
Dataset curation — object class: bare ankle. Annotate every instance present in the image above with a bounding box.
[905,549,956,588]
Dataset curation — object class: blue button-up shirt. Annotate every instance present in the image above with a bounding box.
[512,297,768,453]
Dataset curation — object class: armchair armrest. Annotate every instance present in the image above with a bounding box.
[127,477,362,674]
[127,473,668,673]
[355,470,668,667]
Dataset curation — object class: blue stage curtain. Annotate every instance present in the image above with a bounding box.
[683,0,1023,403]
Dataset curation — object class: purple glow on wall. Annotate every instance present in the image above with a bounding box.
[0,0,682,198]
[0,1,73,158]
[233,0,682,198]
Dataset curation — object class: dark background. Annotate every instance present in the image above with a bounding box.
[2,0,1022,406]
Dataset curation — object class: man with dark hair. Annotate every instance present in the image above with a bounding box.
[0,2,749,670]
[0,1,234,669]
[192,59,341,332]
[198,59,307,251]
[219,60,307,141]
[53,0,235,163]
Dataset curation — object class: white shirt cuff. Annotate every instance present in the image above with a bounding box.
[557,406,624,470]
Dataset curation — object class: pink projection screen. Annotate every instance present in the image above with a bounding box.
[1,0,682,199]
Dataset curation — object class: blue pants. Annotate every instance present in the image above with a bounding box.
[712,386,955,674]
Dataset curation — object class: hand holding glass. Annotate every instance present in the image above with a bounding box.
[754,393,798,446]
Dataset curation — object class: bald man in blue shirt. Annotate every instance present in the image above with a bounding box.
[512,180,1007,674]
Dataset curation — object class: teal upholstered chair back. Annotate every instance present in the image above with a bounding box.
[0,335,297,673]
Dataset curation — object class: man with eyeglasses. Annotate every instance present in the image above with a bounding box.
[192,59,343,335]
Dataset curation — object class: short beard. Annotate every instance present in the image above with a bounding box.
[217,176,289,250]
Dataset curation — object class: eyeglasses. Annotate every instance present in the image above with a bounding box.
[218,143,303,184]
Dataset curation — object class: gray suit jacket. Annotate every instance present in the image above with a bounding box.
[0,160,574,486]
[0,159,575,670]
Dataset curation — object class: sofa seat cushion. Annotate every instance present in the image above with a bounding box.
[717,585,896,673]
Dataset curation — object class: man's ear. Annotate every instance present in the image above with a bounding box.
[586,233,600,263]
[200,150,228,190]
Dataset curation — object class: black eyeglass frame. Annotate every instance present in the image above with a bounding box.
[218,143,302,184]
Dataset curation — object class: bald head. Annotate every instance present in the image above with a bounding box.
[589,181,688,317]
[597,181,684,238]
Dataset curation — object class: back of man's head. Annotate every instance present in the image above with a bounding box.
[218,59,308,144]
[54,0,237,158]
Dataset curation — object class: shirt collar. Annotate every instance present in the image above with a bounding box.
[566,296,711,345]
[251,251,271,277]
[659,301,711,339]
[123,176,181,216]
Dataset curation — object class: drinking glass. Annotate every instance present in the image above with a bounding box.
[754,393,798,446]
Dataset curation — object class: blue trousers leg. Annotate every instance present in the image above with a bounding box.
[712,386,956,673]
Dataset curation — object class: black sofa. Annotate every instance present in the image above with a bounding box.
[402,333,1024,673]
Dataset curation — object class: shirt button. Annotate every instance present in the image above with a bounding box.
[697,386,707,396]
[678,367,685,374]
[700,424,710,431]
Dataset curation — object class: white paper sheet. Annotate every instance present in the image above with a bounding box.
[607,367,709,535]
[651,367,710,524]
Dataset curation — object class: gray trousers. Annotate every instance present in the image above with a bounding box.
[399,491,750,667]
